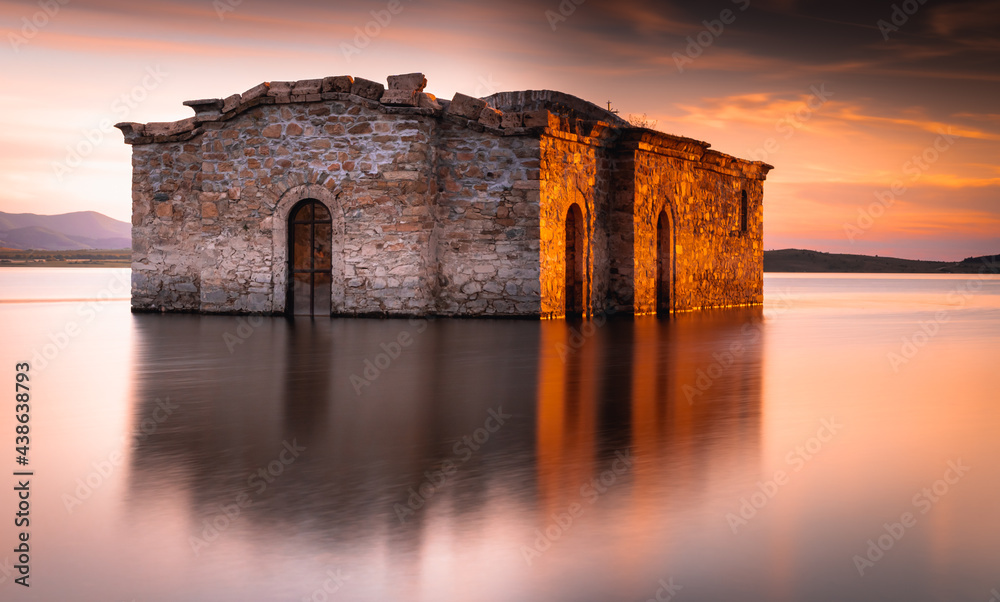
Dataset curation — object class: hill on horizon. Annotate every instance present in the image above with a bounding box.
[0,210,130,251]
[764,249,1000,274]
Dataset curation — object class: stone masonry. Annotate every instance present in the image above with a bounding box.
[116,72,772,318]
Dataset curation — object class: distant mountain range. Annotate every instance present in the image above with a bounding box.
[764,249,1000,273]
[0,211,130,251]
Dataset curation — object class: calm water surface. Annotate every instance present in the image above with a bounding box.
[1,268,999,601]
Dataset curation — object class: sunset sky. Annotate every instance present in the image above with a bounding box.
[1,0,998,260]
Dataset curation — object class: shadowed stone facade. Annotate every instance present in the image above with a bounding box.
[116,73,771,318]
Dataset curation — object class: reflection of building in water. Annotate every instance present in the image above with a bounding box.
[126,316,540,549]
[125,310,762,597]
[534,309,764,574]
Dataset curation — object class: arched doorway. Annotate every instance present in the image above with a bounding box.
[288,199,332,316]
[565,203,585,317]
[656,209,672,315]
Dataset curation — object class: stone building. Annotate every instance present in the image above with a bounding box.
[116,72,771,318]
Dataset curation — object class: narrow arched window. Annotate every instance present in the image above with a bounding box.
[739,190,749,234]
[656,209,671,314]
[565,203,585,317]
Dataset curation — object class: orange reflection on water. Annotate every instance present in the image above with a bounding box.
[535,320,599,520]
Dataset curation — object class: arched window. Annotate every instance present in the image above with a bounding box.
[565,203,585,317]
[656,210,671,314]
[739,190,749,234]
[288,199,332,316]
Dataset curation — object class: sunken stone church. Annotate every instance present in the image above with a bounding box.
[116,72,771,318]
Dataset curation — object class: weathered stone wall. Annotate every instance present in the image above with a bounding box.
[129,95,442,315]
[130,139,210,311]
[629,136,765,312]
[433,118,542,316]
[539,125,766,318]
[123,76,555,316]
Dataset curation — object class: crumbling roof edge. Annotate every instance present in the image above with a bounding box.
[116,74,568,145]
[617,127,773,179]
[112,73,776,177]
[483,90,630,127]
